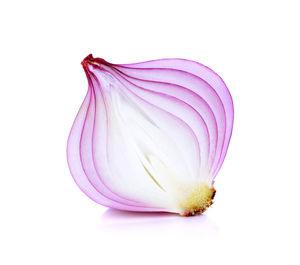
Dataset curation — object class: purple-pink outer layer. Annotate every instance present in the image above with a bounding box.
[67,55,234,212]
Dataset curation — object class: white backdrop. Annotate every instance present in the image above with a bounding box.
[1,0,299,264]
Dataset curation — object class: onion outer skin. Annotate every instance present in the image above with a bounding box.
[67,54,234,216]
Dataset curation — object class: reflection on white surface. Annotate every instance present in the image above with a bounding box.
[99,209,218,238]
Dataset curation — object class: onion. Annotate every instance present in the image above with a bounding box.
[67,54,234,216]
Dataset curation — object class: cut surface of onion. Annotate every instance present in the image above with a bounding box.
[67,54,234,216]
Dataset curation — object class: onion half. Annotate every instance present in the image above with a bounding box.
[67,54,234,216]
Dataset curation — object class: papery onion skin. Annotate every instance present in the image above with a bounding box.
[67,54,234,216]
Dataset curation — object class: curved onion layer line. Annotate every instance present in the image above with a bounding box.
[88,64,204,200]
[67,67,164,211]
[114,58,234,177]
[67,54,234,214]
[101,66,206,176]
[107,64,226,177]
[81,71,150,207]
[110,71,202,178]
[107,65,217,173]
[88,70,168,209]
[100,69,201,190]
[88,71,144,205]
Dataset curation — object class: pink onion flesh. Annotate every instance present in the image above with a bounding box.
[67,54,234,216]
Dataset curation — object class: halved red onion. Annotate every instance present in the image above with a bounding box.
[67,54,234,216]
